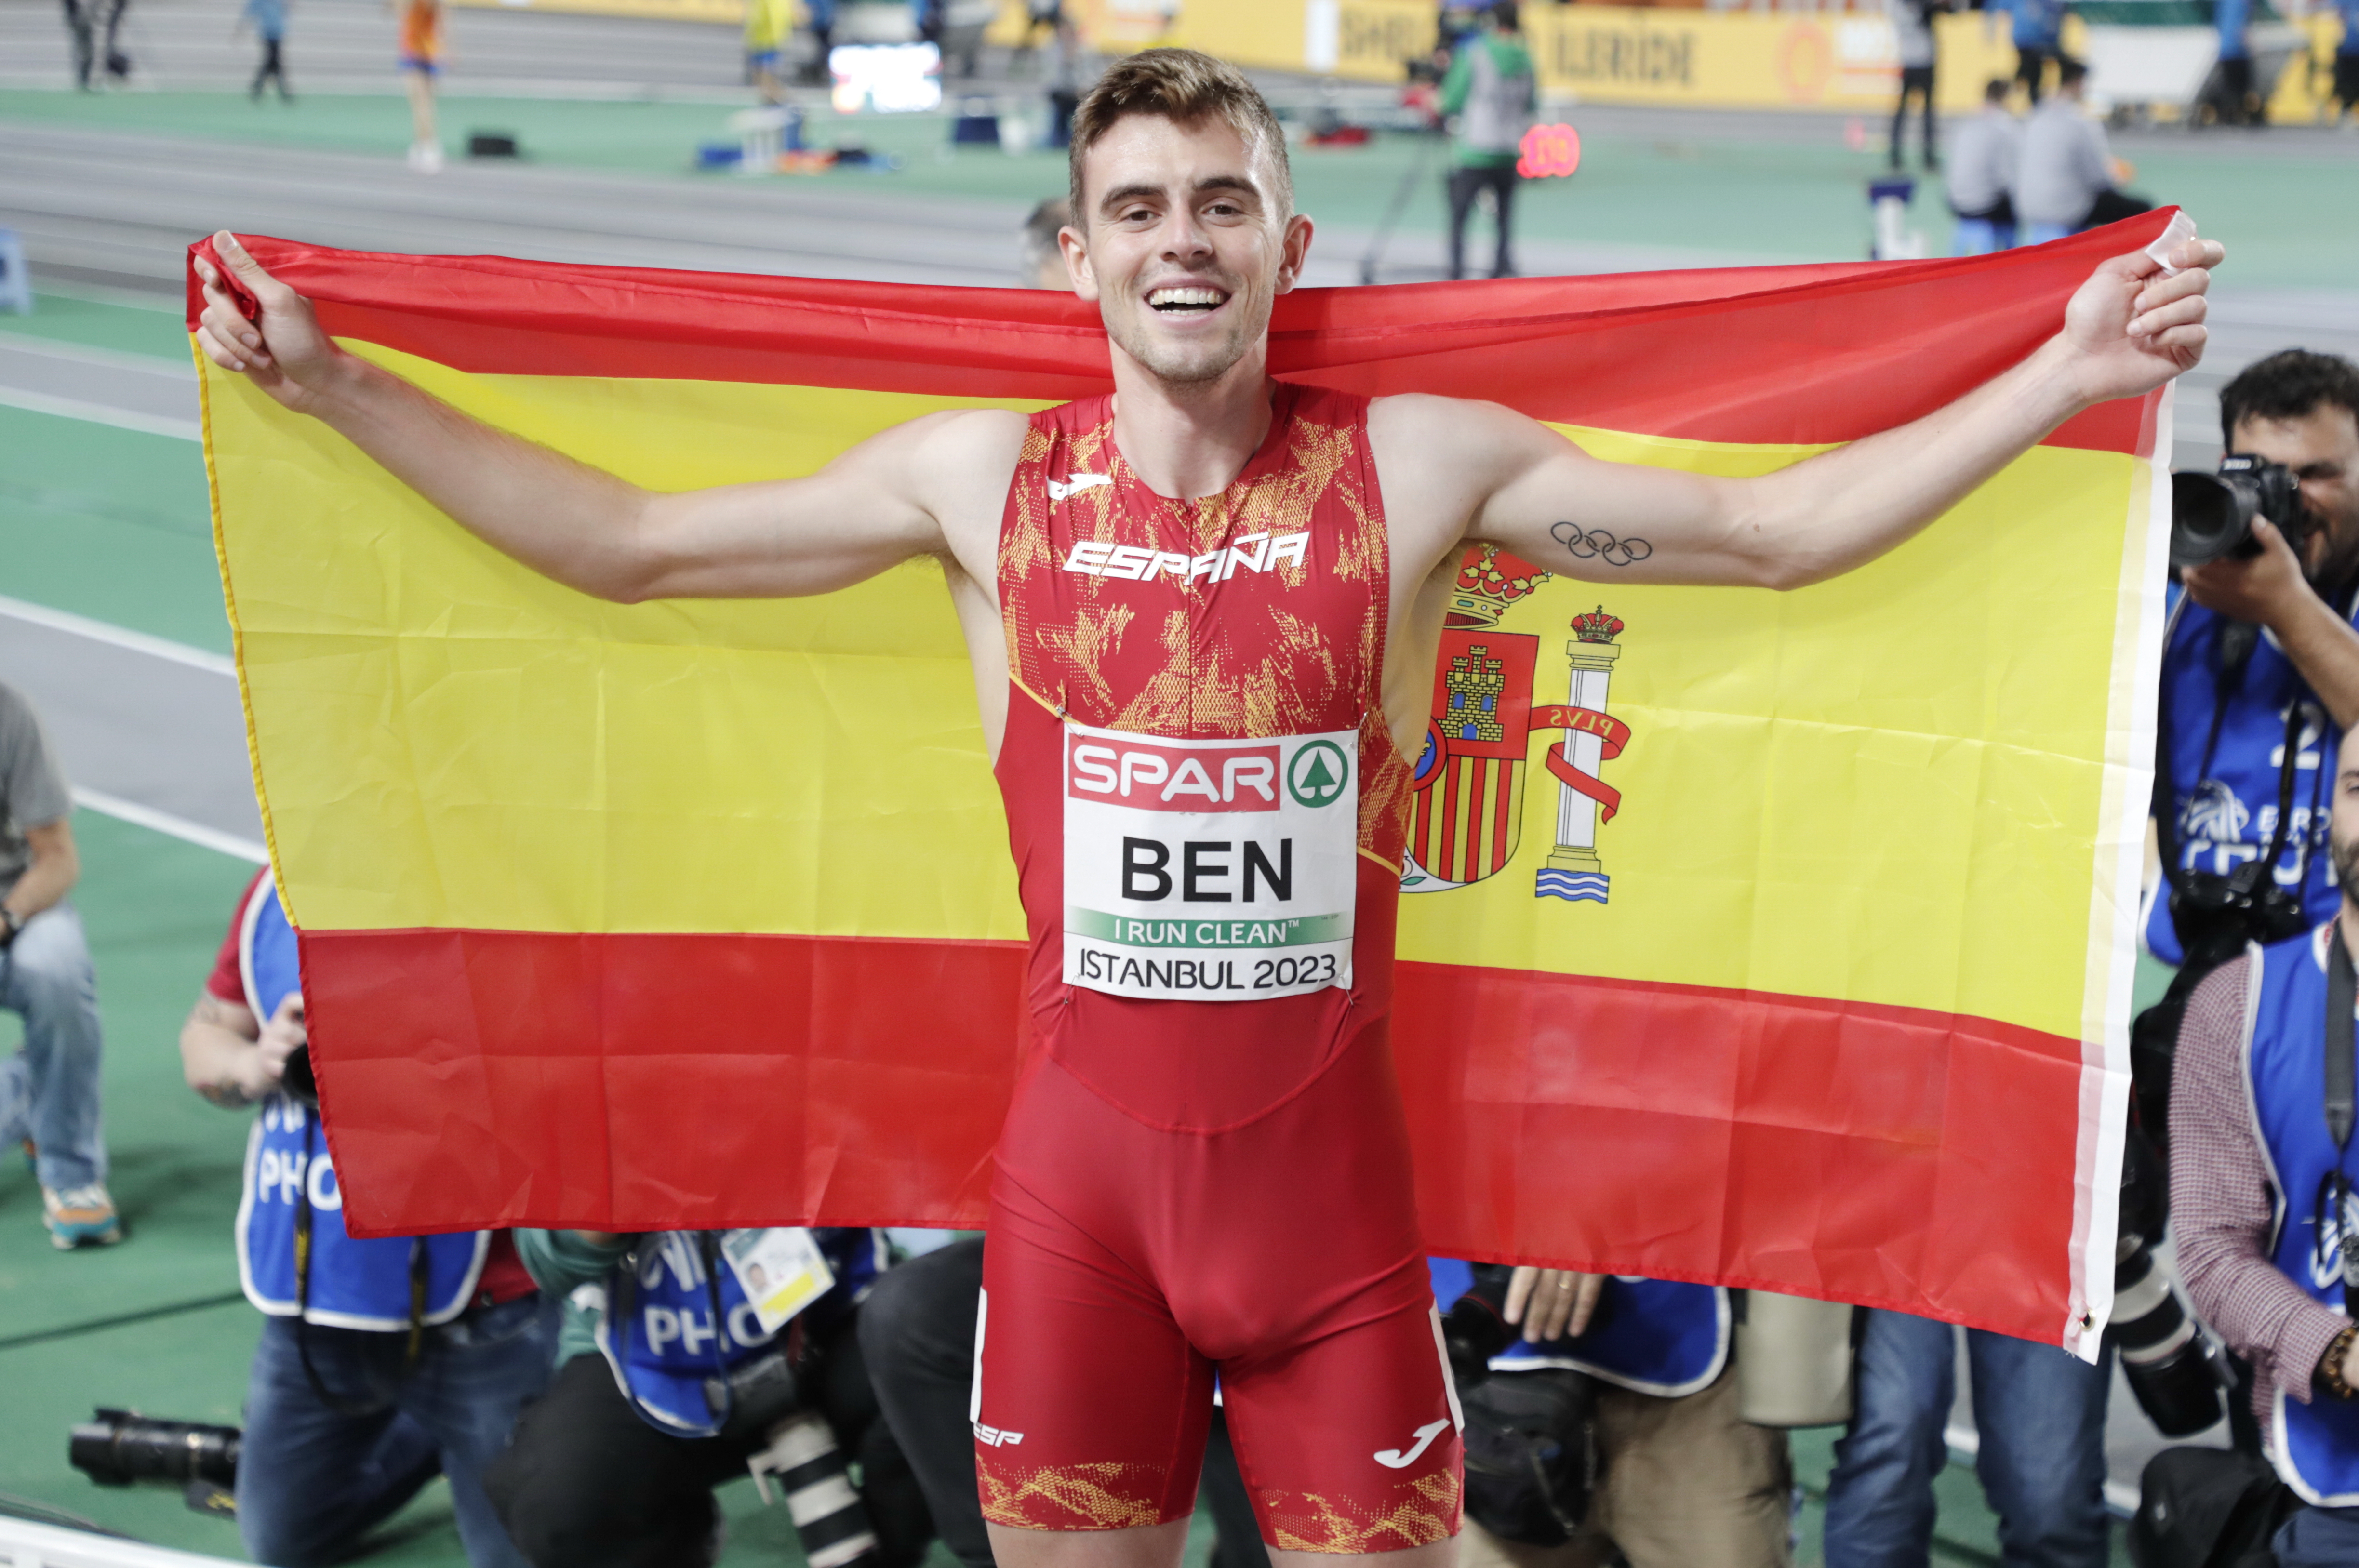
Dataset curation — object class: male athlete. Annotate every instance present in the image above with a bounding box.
[198,47,2220,1568]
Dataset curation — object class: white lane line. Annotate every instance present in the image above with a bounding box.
[0,331,195,378]
[0,595,236,676]
[0,385,201,441]
[73,786,267,864]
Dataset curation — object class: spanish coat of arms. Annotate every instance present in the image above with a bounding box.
[1401,545,1630,904]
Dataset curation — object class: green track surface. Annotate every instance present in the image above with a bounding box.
[7,289,191,359]
[3,86,2354,282]
[0,402,230,654]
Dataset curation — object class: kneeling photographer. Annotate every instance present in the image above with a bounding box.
[2165,723,2359,1566]
[1435,1261,1793,1568]
[483,1224,931,1568]
[177,869,557,1568]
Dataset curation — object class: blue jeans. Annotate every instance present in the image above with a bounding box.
[0,903,107,1189]
[1823,1308,2113,1568]
[2279,1506,2359,1567]
[238,1294,558,1568]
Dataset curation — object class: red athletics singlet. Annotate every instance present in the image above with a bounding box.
[974,383,1464,1554]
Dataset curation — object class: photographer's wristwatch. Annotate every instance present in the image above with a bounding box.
[2319,1324,2359,1401]
[0,907,21,950]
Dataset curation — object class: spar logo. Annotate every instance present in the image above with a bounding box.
[1068,737,1282,812]
[1401,545,1632,906]
[1287,740,1350,808]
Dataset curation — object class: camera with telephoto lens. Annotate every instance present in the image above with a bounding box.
[70,1408,242,1516]
[2171,454,2306,570]
[2110,1133,2232,1436]
[1438,1265,1601,1545]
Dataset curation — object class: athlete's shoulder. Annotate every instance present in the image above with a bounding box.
[1367,392,1560,474]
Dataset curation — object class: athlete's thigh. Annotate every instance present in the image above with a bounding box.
[1220,1291,1463,1556]
[975,1167,1214,1534]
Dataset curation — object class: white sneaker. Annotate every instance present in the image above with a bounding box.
[44,1183,123,1249]
[407,140,444,173]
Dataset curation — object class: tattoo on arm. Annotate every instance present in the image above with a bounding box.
[187,992,261,1108]
[1551,521,1653,568]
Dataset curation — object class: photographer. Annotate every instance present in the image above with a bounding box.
[179,869,556,1568]
[1438,1263,1795,1568]
[483,1225,931,1568]
[2147,351,2359,1036]
[2167,723,2359,1566]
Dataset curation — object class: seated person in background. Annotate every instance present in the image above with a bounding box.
[2171,723,2359,1568]
[1946,79,2022,255]
[486,1224,931,1568]
[2014,58,2150,245]
[180,868,555,1568]
[0,678,116,1250]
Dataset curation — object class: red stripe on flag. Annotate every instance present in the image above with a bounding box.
[190,214,2176,452]
[1392,961,2082,1341]
[298,928,2080,1339]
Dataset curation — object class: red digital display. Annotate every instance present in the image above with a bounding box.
[1517,123,1581,179]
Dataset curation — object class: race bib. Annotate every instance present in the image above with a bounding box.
[1062,722,1358,1002]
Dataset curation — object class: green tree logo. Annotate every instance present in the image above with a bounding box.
[1287,740,1351,809]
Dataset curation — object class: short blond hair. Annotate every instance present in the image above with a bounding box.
[1067,49,1293,222]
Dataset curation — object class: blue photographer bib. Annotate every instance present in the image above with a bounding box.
[2246,924,2359,1504]
[232,874,488,1328]
[2144,588,2356,965]
[593,1227,886,1435]
[1430,1260,1727,1396]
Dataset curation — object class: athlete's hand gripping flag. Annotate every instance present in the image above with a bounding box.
[193,212,2202,1354]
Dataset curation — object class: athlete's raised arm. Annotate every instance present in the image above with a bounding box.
[194,233,1015,603]
[1377,234,2224,591]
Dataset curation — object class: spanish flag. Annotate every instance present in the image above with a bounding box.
[193,213,2175,1354]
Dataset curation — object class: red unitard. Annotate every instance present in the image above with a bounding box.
[976,384,1464,1554]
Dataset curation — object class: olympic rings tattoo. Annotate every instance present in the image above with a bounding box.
[1550,520,1653,568]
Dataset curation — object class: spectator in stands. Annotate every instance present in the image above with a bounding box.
[1947,78,2021,252]
[2015,59,2149,243]
[59,0,96,87]
[240,0,292,101]
[399,0,445,172]
[1454,1265,1795,1568]
[858,1236,1272,1568]
[485,1226,931,1568]
[1822,1313,2111,1564]
[800,0,837,83]
[1021,196,1072,289]
[0,680,115,1250]
[1441,0,1534,280]
[180,868,555,1568]
[2333,0,2359,125]
[744,0,790,104]
[1887,0,1948,171]
[2171,725,2359,1567]
[2210,0,2259,124]
[1996,0,2066,103]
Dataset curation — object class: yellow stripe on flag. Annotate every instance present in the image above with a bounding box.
[210,346,2140,1050]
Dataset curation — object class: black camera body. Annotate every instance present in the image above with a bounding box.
[2172,454,2306,570]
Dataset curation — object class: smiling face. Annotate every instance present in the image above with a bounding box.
[1062,113,1311,388]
